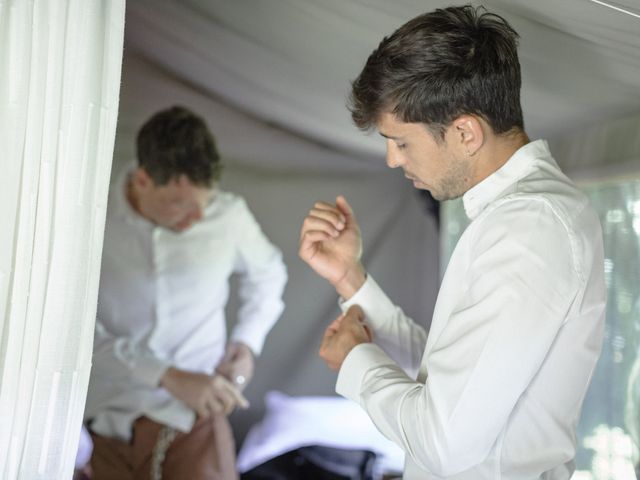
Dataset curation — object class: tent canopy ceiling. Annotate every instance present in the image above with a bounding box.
[114,0,640,445]
[125,0,640,166]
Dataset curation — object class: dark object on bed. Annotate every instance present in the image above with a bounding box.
[241,445,377,480]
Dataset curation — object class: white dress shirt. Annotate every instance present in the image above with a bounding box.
[336,140,606,479]
[85,165,287,441]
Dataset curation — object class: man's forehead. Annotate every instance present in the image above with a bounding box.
[172,174,212,190]
[376,112,402,137]
[377,113,427,138]
[161,175,215,197]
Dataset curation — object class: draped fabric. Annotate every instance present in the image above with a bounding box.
[1,0,635,475]
[116,0,640,449]
[0,1,124,478]
[124,0,640,170]
[114,49,441,445]
[549,112,640,181]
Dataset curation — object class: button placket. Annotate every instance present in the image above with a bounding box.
[149,226,168,350]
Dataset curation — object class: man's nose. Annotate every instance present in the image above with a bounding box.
[386,148,403,169]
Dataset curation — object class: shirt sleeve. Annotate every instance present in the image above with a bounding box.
[92,320,171,388]
[336,198,580,477]
[229,198,287,355]
[340,276,428,378]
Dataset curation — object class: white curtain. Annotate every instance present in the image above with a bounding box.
[0,1,124,478]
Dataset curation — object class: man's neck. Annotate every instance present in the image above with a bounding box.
[472,130,530,186]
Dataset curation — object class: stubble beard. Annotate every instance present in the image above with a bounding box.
[432,153,473,202]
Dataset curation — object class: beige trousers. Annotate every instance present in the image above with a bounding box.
[90,416,238,480]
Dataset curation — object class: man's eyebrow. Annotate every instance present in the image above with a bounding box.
[379,132,402,140]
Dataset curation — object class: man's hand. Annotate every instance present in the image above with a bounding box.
[215,342,255,391]
[160,368,249,418]
[299,195,366,299]
[320,305,373,370]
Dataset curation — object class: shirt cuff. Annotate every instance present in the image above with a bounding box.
[229,330,263,356]
[339,275,398,330]
[336,342,395,403]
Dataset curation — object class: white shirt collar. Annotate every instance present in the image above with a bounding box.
[462,139,551,220]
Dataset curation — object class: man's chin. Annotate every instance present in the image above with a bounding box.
[413,179,437,196]
[169,221,193,232]
[419,185,449,202]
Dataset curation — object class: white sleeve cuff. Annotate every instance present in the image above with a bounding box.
[230,328,265,356]
[336,342,396,403]
[339,275,398,330]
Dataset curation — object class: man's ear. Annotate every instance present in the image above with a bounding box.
[451,115,484,156]
[132,167,154,191]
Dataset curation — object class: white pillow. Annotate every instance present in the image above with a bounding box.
[236,391,404,474]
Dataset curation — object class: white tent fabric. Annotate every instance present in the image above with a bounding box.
[549,111,640,182]
[0,0,637,474]
[114,49,440,443]
[118,1,640,447]
[125,0,640,167]
[0,1,124,478]
[116,0,640,449]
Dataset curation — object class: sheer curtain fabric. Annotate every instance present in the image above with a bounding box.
[0,1,124,478]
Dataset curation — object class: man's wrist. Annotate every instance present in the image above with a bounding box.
[231,341,255,358]
[333,263,366,300]
[160,366,179,390]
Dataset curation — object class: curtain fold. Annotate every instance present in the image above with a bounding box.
[0,1,124,478]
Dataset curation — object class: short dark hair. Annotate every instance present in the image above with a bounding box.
[136,106,222,187]
[349,5,523,138]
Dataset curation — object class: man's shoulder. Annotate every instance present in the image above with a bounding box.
[207,190,249,215]
[202,191,261,232]
[484,159,591,230]
[478,188,592,246]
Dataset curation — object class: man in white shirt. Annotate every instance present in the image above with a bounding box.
[299,6,605,479]
[85,106,287,479]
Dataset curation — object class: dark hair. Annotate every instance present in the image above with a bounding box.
[349,5,523,138]
[136,106,222,187]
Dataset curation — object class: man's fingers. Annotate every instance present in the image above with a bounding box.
[336,196,355,222]
[231,388,250,410]
[319,332,339,371]
[298,231,333,263]
[327,313,345,331]
[322,325,337,347]
[308,208,346,230]
[312,203,347,223]
[216,375,250,410]
[341,306,373,343]
[345,304,365,322]
[362,323,373,342]
[197,402,210,419]
[301,216,343,239]
[209,398,226,416]
[313,201,347,220]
